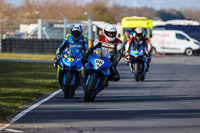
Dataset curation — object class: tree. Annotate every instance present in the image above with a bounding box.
[85,0,116,23]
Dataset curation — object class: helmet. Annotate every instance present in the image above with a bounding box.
[130,32,134,35]
[135,27,144,39]
[71,24,83,40]
[103,24,117,42]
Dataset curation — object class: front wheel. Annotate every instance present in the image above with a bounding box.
[64,72,73,99]
[134,62,140,81]
[185,48,193,56]
[84,75,98,102]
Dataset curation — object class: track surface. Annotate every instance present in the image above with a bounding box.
[1,56,200,133]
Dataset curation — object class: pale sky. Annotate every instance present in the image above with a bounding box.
[7,0,200,10]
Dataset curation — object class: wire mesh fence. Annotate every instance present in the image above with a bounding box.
[0,19,92,54]
[0,19,90,40]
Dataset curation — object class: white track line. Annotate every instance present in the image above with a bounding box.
[0,89,61,131]
[4,128,24,133]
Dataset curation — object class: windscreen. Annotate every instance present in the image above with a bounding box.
[93,48,111,59]
[65,46,79,57]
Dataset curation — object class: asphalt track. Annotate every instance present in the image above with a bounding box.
[1,56,200,133]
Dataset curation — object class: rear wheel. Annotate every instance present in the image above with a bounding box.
[64,73,73,99]
[185,48,193,56]
[84,75,98,102]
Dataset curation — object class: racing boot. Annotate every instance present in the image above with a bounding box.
[125,56,130,65]
[129,63,134,73]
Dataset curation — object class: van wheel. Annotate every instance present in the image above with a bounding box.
[185,48,193,56]
[151,47,156,55]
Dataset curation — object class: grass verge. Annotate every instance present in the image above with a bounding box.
[0,53,54,60]
[0,61,59,123]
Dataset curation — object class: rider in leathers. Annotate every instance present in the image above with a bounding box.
[124,27,151,72]
[54,24,88,90]
[82,24,122,87]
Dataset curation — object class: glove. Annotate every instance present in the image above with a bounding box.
[53,60,58,68]
[53,54,60,68]
[54,54,60,60]
[97,42,102,48]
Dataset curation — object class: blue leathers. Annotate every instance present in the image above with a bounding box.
[56,34,88,55]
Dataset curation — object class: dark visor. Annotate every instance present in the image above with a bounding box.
[105,31,116,37]
[72,30,81,39]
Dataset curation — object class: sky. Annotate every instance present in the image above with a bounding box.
[6,0,200,10]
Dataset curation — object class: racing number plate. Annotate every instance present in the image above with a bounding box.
[95,59,104,69]
[67,58,74,62]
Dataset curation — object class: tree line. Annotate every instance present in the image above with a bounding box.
[0,0,200,34]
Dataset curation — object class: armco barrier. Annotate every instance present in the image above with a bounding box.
[1,38,63,54]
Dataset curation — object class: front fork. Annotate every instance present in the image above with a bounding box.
[57,66,81,91]
[57,66,65,91]
[83,71,105,93]
[129,60,147,73]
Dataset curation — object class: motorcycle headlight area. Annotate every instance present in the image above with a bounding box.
[64,65,77,69]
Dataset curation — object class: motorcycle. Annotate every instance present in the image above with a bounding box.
[58,46,82,98]
[83,48,111,102]
[129,43,147,81]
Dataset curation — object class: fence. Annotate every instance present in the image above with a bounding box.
[1,38,62,54]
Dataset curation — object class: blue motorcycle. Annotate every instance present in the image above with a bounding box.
[83,48,111,102]
[58,46,82,98]
[129,43,147,81]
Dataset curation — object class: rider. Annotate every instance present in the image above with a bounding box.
[54,24,88,87]
[81,24,122,87]
[124,27,151,72]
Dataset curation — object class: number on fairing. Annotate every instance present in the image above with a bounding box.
[95,59,104,69]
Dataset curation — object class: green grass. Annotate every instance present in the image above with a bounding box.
[0,53,55,60]
[0,61,59,123]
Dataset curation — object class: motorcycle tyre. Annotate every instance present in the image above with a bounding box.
[64,72,73,99]
[134,62,140,82]
[84,75,98,102]
[140,63,145,81]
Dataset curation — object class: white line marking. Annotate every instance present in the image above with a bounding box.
[5,128,24,133]
[0,89,61,131]
[0,123,11,131]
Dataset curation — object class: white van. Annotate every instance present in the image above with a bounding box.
[151,30,200,56]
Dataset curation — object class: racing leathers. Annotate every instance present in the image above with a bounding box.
[55,34,88,58]
[125,33,151,54]
[82,35,122,87]
[54,34,88,89]
[124,33,151,72]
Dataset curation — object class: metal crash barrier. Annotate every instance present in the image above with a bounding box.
[1,38,63,54]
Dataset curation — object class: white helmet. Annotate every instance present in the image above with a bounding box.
[103,24,117,42]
